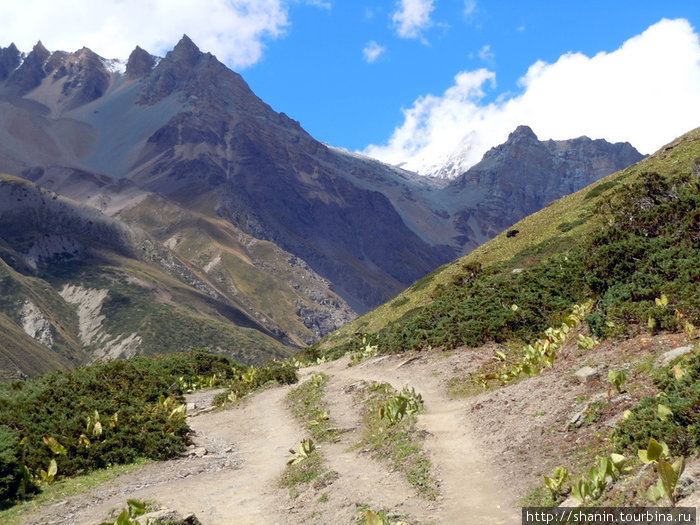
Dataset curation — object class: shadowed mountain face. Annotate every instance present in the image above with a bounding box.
[0,36,645,375]
[441,125,645,246]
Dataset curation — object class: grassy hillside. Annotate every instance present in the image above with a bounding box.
[118,193,353,347]
[312,127,700,359]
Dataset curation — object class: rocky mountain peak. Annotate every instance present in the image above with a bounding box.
[6,40,50,93]
[0,42,21,81]
[136,34,210,104]
[32,41,49,56]
[508,125,538,142]
[170,34,202,68]
[41,46,110,110]
[126,45,155,79]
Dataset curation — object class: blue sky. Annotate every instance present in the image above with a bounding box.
[247,1,699,150]
[2,1,699,174]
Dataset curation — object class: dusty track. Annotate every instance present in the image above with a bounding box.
[22,353,518,525]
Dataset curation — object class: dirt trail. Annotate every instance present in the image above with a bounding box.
[23,386,303,525]
[310,354,518,524]
[22,352,519,525]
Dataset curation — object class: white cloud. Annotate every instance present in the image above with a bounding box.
[392,0,435,39]
[463,0,477,18]
[0,0,292,68]
[478,44,494,62]
[364,18,700,174]
[363,41,387,63]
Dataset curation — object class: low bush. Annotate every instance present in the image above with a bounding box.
[212,360,297,406]
[0,351,249,505]
[613,351,700,457]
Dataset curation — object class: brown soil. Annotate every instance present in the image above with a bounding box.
[20,332,697,525]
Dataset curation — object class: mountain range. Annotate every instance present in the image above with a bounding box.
[0,36,644,378]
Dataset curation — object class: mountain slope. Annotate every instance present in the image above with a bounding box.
[0,38,643,312]
[314,127,699,357]
[0,174,294,378]
[0,38,645,375]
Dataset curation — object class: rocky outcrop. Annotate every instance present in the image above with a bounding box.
[443,125,645,248]
[0,43,21,81]
[125,45,155,79]
[20,300,53,347]
[48,47,110,109]
[6,41,50,93]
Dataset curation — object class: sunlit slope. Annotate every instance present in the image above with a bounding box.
[315,127,700,355]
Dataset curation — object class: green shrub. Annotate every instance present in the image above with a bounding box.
[0,351,244,506]
[583,181,618,200]
[614,352,700,456]
[375,254,587,353]
[0,425,26,504]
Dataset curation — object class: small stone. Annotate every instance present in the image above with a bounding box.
[677,472,696,498]
[559,495,580,508]
[193,446,207,457]
[187,402,197,411]
[574,366,600,384]
[138,509,180,525]
[182,513,203,525]
[655,346,694,368]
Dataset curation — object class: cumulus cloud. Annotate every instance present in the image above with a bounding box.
[364,18,700,174]
[392,0,435,39]
[363,41,387,63]
[0,0,295,68]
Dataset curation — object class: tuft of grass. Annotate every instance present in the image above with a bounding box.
[286,373,339,443]
[354,382,438,500]
[279,448,338,497]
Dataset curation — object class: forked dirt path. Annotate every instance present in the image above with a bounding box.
[22,352,518,525]
[308,354,518,524]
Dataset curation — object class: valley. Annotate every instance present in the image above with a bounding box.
[0,37,644,377]
[0,33,697,525]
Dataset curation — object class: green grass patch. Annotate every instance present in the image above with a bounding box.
[355,382,438,500]
[0,458,151,523]
[279,448,337,498]
[286,373,339,443]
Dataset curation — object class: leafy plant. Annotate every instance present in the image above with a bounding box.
[607,369,628,394]
[614,349,700,456]
[38,459,57,484]
[287,439,316,465]
[378,388,423,425]
[111,498,147,525]
[638,438,686,506]
[543,466,569,499]
[360,509,409,525]
[350,337,379,365]
[472,302,593,387]
[570,453,631,504]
